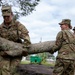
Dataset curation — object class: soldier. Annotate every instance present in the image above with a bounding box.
[73,27,75,37]
[0,5,31,75]
[49,19,75,75]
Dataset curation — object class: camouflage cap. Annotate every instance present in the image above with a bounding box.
[59,19,72,29]
[1,5,12,16]
[73,27,75,30]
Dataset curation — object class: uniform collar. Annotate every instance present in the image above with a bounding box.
[2,20,15,29]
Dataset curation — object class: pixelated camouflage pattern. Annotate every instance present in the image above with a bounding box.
[59,19,71,25]
[73,33,75,38]
[1,5,12,16]
[0,56,21,75]
[0,20,31,46]
[59,19,72,29]
[53,58,75,75]
[50,30,75,75]
[50,30,75,60]
[0,20,31,75]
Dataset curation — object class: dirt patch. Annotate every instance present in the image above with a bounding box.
[17,64,53,75]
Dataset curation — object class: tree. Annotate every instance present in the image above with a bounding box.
[37,52,47,63]
[0,37,55,57]
[48,53,56,60]
[0,0,40,19]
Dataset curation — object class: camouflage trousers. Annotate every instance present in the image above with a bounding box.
[0,56,21,75]
[53,58,75,75]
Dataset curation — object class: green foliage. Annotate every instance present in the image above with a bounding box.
[13,12,19,20]
[18,0,40,16]
[0,0,40,18]
[37,52,47,63]
[47,53,56,60]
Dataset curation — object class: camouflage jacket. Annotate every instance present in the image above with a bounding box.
[0,20,31,46]
[51,30,75,60]
[73,33,75,37]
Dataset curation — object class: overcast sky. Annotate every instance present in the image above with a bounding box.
[18,0,75,43]
[0,0,75,57]
[19,0,75,57]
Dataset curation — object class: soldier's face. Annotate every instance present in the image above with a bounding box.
[60,24,69,30]
[3,14,13,24]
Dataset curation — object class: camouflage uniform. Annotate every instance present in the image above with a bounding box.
[49,19,75,75]
[73,27,75,37]
[0,5,31,75]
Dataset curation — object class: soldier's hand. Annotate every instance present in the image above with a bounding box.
[49,48,54,54]
[22,50,28,56]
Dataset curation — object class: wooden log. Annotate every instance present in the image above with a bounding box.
[28,41,55,54]
[17,64,53,75]
[0,37,55,56]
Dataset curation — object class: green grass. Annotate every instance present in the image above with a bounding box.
[21,60,55,67]
[42,62,55,67]
[21,60,30,64]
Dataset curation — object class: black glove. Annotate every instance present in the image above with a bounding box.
[16,39,22,43]
[49,48,54,54]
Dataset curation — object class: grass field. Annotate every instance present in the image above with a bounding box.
[21,60,55,67]
[21,60,30,64]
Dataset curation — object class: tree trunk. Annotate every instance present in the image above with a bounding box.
[0,37,55,57]
[28,41,55,54]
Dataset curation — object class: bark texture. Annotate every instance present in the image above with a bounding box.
[0,37,55,56]
[17,64,53,75]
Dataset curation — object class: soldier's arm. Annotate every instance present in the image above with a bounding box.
[49,31,63,54]
[17,22,31,46]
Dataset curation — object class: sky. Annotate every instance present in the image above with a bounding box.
[18,0,75,43]
[0,0,75,57]
[19,0,75,57]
